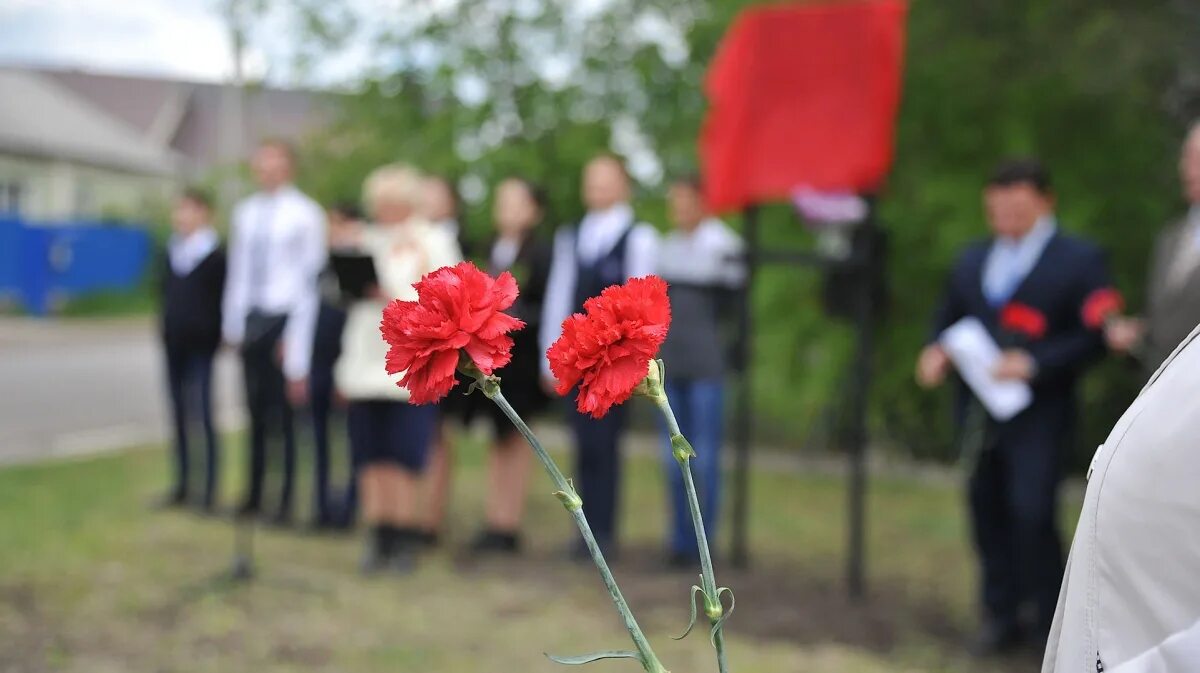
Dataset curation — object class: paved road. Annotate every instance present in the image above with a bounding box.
[0,318,243,465]
[0,320,979,491]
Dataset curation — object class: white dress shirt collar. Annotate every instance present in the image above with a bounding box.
[259,183,298,199]
[168,226,219,276]
[691,216,730,239]
[995,213,1056,250]
[578,202,634,262]
[982,214,1057,305]
[582,202,634,229]
[988,214,1057,269]
[491,236,521,271]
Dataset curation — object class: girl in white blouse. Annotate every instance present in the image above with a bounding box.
[334,164,461,574]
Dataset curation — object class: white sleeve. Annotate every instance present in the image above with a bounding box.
[282,202,327,381]
[539,228,577,379]
[625,223,660,279]
[221,201,251,345]
[720,225,746,288]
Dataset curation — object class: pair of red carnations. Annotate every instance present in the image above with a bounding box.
[999,287,1124,341]
[380,261,671,418]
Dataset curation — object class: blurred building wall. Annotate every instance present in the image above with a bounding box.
[0,155,173,221]
[0,65,330,221]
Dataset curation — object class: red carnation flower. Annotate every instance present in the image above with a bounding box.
[547,275,672,419]
[1081,287,1124,330]
[999,302,1047,341]
[380,262,524,404]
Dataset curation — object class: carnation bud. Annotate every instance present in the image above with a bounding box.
[633,358,667,401]
[458,353,500,399]
[554,487,583,512]
[670,433,697,463]
[703,595,724,621]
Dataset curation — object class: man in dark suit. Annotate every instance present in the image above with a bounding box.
[1105,123,1200,375]
[916,159,1111,655]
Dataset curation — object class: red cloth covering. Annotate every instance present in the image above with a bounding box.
[700,0,908,212]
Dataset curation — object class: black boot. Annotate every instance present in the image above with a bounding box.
[968,620,1023,657]
[197,495,219,516]
[234,498,260,519]
[359,525,390,575]
[151,487,187,510]
[413,529,440,549]
[387,526,419,575]
[469,529,522,555]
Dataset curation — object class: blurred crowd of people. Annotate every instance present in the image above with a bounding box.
[156,122,1200,660]
[155,141,744,576]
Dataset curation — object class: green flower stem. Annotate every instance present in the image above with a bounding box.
[678,453,729,673]
[483,383,668,673]
[645,362,731,673]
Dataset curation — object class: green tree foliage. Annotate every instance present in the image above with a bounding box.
[294,0,1190,462]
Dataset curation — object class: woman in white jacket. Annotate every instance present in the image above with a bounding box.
[334,164,461,573]
[1043,323,1200,672]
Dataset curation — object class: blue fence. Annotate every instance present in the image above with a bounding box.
[0,217,153,316]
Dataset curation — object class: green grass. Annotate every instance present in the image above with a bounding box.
[56,287,157,318]
[0,437,1079,672]
[0,288,157,318]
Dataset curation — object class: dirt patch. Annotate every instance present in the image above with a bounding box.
[0,582,63,673]
[451,544,1038,672]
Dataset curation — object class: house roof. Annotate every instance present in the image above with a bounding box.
[39,67,329,174]
[0,69,179,175]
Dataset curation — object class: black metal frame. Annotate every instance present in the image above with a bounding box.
[729,203,878,600]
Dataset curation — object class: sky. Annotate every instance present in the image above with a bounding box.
[0,0,374,84]
[0,0,623,85]
[0,0,668,181]
[0,0,241,81]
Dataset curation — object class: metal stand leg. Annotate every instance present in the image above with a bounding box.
[230,516,255,582]
[730,205,759,569]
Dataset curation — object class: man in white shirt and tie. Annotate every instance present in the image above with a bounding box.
[540,154,659,557]
[223,139,327,525]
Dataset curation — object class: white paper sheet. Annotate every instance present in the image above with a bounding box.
[939,317,1032,422]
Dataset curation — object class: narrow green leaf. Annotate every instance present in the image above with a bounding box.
[545,650,644,666]
[718,587,736,616]
[673,584,705,640]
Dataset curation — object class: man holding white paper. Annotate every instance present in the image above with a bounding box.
[916,159,1113,657]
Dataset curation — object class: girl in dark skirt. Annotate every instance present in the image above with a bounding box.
[466,177,553,553]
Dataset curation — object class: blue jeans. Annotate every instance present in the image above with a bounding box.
[660,379,724,556]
